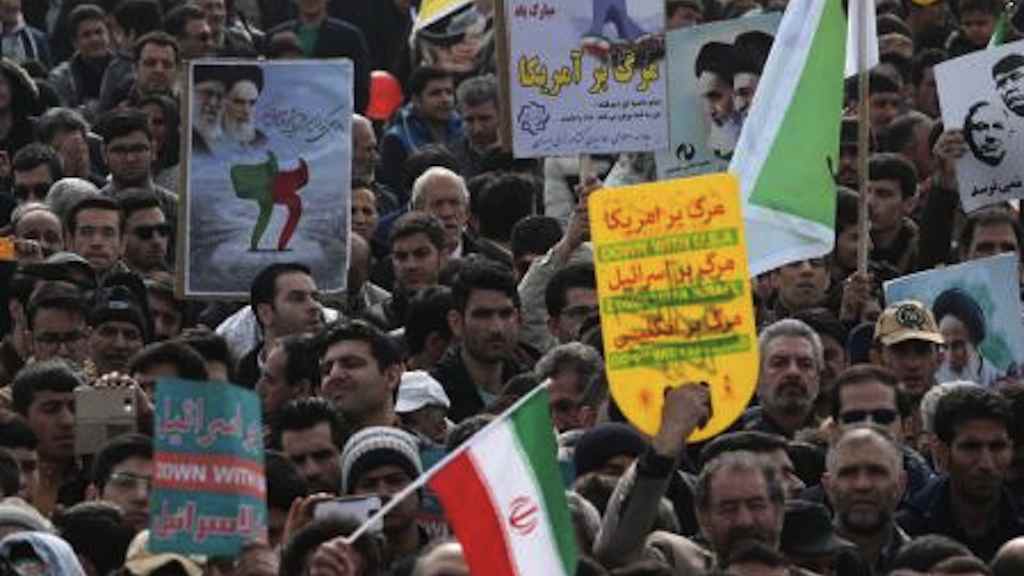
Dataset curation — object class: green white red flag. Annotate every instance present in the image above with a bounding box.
[427,386,577,576]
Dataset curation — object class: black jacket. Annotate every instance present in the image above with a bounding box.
[429,345,525,423]
[266,17,371,114]
[897,476,1024,561]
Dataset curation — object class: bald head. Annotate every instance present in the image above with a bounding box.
[828,425,903,474]
[993,537,1024,576]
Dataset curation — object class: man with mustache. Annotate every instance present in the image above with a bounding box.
[741,318,822,438]
[897,386,1023,562]
[993,53,1024,118]
[875,301,942,411]
[695,451,787,568]
[963,101,1011,168]
[824,426,909,574]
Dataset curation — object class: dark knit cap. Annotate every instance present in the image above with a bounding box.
[573,423,647,477]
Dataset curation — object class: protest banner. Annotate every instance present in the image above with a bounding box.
[588,173,758,439]
[151,379,267,556]
[181,60,352,298]
[884,253,1024,386]
[934,40,1024,213]
[503,0,669,157]
[655,14,780,180]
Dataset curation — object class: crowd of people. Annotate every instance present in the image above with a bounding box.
[0,0,1022,574]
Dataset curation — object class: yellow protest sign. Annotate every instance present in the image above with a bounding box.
[415,0,472,31]
[589,173,758,441]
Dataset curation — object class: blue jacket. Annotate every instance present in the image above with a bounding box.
[378,104,464,195]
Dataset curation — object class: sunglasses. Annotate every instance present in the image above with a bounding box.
[132,223,171,240]
[13,183,51,202]
[839,408,899,425]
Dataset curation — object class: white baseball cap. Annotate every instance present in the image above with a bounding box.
[395,371,451,414]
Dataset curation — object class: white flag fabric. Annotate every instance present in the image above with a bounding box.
[845,0,879,78]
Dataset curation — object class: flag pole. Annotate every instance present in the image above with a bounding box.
[343,380,553,544]
[856,0,872,275]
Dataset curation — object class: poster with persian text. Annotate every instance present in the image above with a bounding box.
[934,40,1024,213]
[151,379,266,556]
[181,59,352,298]
[504,0,668,157]
[655,14,780,180]
[589,173,758,440]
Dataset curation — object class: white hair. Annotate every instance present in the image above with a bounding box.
[410,166,469,209]
[920,380,982,434]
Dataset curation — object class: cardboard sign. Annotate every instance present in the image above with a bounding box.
[181,59,353,298]
[934,40,1024,212]
[503,0,669,157]
[589,173,758,439]
[151,379,267,556]
[884,253,1024,386]
[655,14,781,180]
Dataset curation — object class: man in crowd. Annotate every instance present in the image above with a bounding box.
[48,4,112,112]
[256,334,315,427]
[65,195,123,278]
[164,3,215,62]
[318,319,401,430]
[273,397,346,495]
[95,109,178,229]
[237,262,323,387]
[876,300,943,406]
[742,318,822,438]
[824,426,910,574]
[899,386,1023,561]
[340,427,427,567]
[379,67,463,193]
[34,107,102,187]
[120,192,170,274]
[87,434,153,534]
[431,258,525,422]
[535,342,603,432]
[451,74,500,178]
[265,0,370,112]
[11,144,61,205]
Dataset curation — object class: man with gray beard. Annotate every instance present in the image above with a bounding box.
[824,426,910,574]
[190,64,225,155]
[740,318,823,438]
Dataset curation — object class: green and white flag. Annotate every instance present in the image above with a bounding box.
[729,0,847,275]
[845,0,878,77]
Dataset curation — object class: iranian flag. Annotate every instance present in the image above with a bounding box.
[428,386,577,576]
[729,0,847,275]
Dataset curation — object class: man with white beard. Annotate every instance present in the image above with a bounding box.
[223,64,268,150]
[190,64,225,155]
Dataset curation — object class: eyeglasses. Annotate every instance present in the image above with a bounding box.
[107,472,152,492]
[33,330,87,348]
[839,408,899,425]
[13,183,51,202]
[132,223,172,240]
